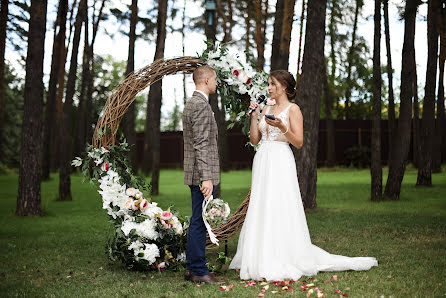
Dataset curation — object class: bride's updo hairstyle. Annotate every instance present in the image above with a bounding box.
[269,70,297,99]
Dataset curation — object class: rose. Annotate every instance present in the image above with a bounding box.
[126,187,137,197]
[246,78,251,85]
[139,199,149,210]
[101,163,110,171]
[266,98,276,105]
[157,262,166,270]
[125,198,134,209]
[131,200,139,211]
[232,69,240,76]
[160,211,172,221]
[135,191,143,199]
[161,219,172,229]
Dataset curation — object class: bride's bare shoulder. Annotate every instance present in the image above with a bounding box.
[289,103,302,115]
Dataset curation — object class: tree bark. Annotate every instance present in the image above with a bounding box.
[413,54,420,168]
[270,0,285,70]
[344,0,360,120]
[145,0,167,195]
[58,0,86,201]
[0,0,9,153]
[296,0,306,81]
[417,0,440,186]
[42,0,68,180]
[254,0,265,70]
[73,2,89,159]
[245,0,252,57]
[383,0,395,163]
[16,0,47,216]
[370,0,382,201]
[293,0,327,209]
[433,6,445,172]
[323,59,335,167]
[122,0,138,170]
[328,0,337,109]
[85,0,106,149]
[383,0,417,200]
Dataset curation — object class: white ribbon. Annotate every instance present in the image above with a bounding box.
[202,195,219,246]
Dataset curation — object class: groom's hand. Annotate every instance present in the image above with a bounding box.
[200,180,213,199]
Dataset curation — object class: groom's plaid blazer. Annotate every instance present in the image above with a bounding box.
[182,91,220,186]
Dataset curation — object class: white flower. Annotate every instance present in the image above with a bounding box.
[121,218,159,240]
[135,191,143,199]
[139,243,160,264]
[126,187,137,197]
[100,147,109,154]
[176,252,186,262]
[71,157,82,167]
[128,240,144,252]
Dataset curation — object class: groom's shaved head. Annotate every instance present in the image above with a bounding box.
[193,65,216,84]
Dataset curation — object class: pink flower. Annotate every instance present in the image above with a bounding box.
[161,211,172,221]
[161,220,172,229]
[125,198,134,209]
[157,262,166,270]
[101,163,110,171]
[126,188,137,197]
[139,199,149,210]
[257,293,264,297]
[233,69,240,76]
[266,98,276,105]
[246,78,252,85]
[332,275,338,281]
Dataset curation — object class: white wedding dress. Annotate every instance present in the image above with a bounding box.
[229,104,378,281]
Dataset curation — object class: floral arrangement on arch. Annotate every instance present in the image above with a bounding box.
[200,41,269,134]
[72,143,187,271]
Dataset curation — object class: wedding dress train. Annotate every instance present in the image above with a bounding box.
[229,104,378,281]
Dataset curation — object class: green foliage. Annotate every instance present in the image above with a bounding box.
[0,63,24,168]
[344,145,371,168]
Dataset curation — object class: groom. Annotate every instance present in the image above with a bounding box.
[182,65,225,284]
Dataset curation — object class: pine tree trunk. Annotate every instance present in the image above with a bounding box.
[323,59,335,167]
[371,0,382,201]
[16,0,47,216]
[254,0,265,70]
[73,5,89,159]
[433,9,445,172]
[417,0,440,186]
[296,0,306,81]
[58,0,86,201]
[383,0,395,164]
[245,0,252,56]
[42,0,68,180]
[147,0,167,196]
[293,0,327,209]
[383,0,417,200]
[277,0,296,70]
[413,54,420,168]
[123,0,138,170]
[0,0,9,154]
[328,0,337,110]
[271,0,285,70]
[344,0,360,120]
[85,0,106,150]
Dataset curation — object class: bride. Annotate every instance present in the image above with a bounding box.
[229,70,378,281]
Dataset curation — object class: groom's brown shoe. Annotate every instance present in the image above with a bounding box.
[190,273,226,284]
[184,270,216,281]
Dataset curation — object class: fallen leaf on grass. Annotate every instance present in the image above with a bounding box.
[257,293,264,297]
[219,284,234,291]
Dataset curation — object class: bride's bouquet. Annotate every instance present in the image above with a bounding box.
[203,198,231,229]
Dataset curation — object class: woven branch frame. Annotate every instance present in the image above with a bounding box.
[92,56,250,248]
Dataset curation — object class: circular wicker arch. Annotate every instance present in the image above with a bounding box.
[93,57,250,247]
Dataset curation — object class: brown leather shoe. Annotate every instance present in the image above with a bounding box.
[184,270,216,281]
[190,273,226,284]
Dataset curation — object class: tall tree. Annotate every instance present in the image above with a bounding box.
[271,0,296,70]
[383,0,418,200]
[294,0,327,209]
[370,0,382,201]
[433,5,445,172]
[254,0,267,70]
[122,0,138,170]
[245,0,252,56]
[16,0,47,216]
[58,0,86,201]
[42,0,68,180]
[84,0,106,148]
[344,0,361,120]
[0,0,9,151]
[217,0,234,43]
[417,0,440,186]
[413,54,420,167]
[144,0,167,195]
[296,0,305,81]
[383,0,395,162]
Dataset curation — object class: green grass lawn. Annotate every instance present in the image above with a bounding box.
[0,168,445,297]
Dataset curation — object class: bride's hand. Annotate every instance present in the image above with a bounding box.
[265,117,286,131]
[248,102,260,117]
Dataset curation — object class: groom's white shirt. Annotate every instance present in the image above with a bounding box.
[193,90,208,101]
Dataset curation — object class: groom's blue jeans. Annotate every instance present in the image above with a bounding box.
[186,185,213,276]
